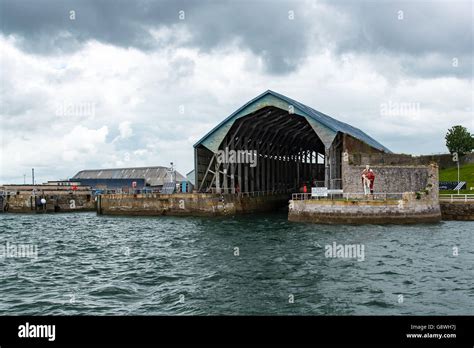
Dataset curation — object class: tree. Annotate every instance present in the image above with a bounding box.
[445,125,474,156]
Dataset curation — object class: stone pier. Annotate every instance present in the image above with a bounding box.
[3,193,95,213]
[288,194,441,224]
[288,163,441,224]
[97,192,290,216]
[440,202,474,220]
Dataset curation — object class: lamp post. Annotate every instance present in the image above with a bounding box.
[452,152,460,194]
[169,162,175,183]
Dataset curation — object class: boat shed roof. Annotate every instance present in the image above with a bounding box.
[194,90,391,153]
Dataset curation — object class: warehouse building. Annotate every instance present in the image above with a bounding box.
[72,166,186,192]
[194,90,391,194]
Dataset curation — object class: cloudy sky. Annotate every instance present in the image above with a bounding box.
[0,0,472,184]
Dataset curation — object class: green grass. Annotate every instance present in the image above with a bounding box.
[439,163,474,194]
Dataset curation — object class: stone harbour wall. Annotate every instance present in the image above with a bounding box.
[351,151,474,170]
[288,194,441,224]
[97,193,290,216]
[342,164,433,194]
[4,193,95,213]
[289,163,441,224]
[440,202,474,220]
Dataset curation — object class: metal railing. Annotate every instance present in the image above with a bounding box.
[330,178,342,190]
[291,192,405,201]
[206,186,295,195]
[100,188,295,197]
[96,188,176,195]
[439,194,474,202]
[292,192,348,200]
[292,193,313,200]
[343,192,405,200]
[237,190,292,197]
[310,179,343,189]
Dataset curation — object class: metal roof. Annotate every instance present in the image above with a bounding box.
[72,166,186,186]
[186,169,196,186]
[194,90,391,153]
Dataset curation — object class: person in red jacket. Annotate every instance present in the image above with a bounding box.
[361,165,375,196]
[366,170,375,194]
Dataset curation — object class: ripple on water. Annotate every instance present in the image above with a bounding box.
[0,213,473,315]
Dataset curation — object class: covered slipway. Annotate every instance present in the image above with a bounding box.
[194,90,390,195]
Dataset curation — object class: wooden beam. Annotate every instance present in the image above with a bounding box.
[215,157,220,193]
[198,154,215,192]
[222,139,228,193]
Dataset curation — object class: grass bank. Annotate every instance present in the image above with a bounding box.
[439,163,474,194]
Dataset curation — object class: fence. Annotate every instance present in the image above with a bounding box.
[439,194,474,202]
[100,188,294,197]
[291,192,405,201]
[237,189,293,197]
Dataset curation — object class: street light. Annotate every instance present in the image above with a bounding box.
[169,162,175,183]
[452,152,460,194]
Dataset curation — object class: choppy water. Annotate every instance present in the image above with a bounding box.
[0,212,472,315]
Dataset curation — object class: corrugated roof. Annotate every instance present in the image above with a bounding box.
[72,166,186,186]
[194,90,391,153]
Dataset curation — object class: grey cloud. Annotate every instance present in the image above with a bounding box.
[1,0,161,53]
[167,56,196,82]
[325,1,472,54]
[0,0,312,74]
[1,0,471,77]
[400,54,471,79]
[321,0,473,78]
